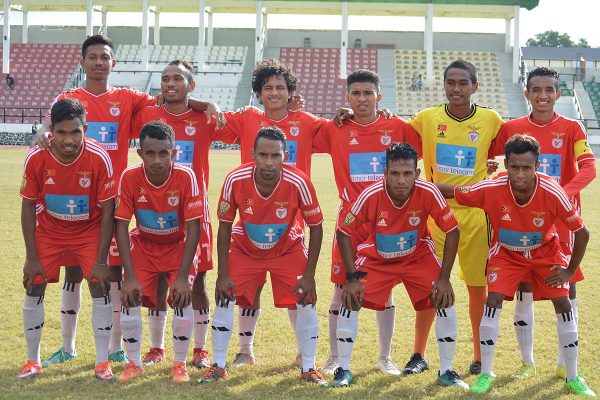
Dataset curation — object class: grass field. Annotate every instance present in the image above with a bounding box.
[1,147,598,399]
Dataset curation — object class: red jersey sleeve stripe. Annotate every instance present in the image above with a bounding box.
[174,164,200,196]
[350,181,383,215]
[223,167,253,201]
[86,142,114,178]
[22,147,42,173]
[467,176,508,192]
[415,180,447,209]
[539,179,575,211]
[118,164,141,195]
[282,171,313,206]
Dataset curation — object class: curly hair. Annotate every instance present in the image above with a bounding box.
[251,59,297,98]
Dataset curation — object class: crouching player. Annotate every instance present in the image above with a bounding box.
[440,134,594,397]
[19,98,116,381]
[199,126,327,385]
[115,121,202,383]
[333,143,467,389]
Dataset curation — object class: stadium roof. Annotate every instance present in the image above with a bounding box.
[4,0,539,18]
[522,47,600,62]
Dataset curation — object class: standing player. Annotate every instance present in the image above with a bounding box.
[407,60,503,374]
[198,127,327,385]
[488,67,596,379]
[115,121,202,383]
[333,142,468,389]
[440,134,594,397]
[312,69,422,375]
[19,98,116,381]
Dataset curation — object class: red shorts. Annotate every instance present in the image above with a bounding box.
[229,244,308,308]
[196,220,213,272]
[108,235,122,267]
[331,203,369,285]
[35,236,99,284]
[129,233,197,308]
[560,241,584,284]
[357,249,440,311]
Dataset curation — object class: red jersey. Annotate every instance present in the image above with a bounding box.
[312,116,422,203]
[217,163,323,258]
[56,87,154,177]
[454,173,584,262]
[220,107,326,174]
[338,178,458,262]
[20,139,115,243]
[115,163,203,243]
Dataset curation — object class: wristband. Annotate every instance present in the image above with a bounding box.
[346,271,367,282]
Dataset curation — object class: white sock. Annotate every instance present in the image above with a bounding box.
[212,300,235,368]
[148,309,167,349]
[238,307,260,355]
[194,307,210,349]
[336,306,358,370]
[376,293,395,358]
[435,306,458,373]
[514,290,535,366]
[557,298,578,368]
[480,305,502,375]
[60,281,81,354]
[328,284,343,358]
[120,306,142,366]
[172,305,193,363]
[108,281,123,354]
[296,304,319,372]
[91,295,112,365]
[557,310,578,381]
[287,309,301,356]
[23,295,45,364]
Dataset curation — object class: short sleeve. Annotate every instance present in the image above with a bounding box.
[424,184,458,233]
[181,169,203,221]
[20,152,41,200]
[453,183,485,208]
[407,110,424,137]
[311,120,333,154]
[217,171,239,222]
[114,172,135,221]
[296,173,323,226]
[95,150,116,202]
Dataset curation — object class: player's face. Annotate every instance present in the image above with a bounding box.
[137,137,175,182]
[161,65,195,104]
[525,76,560,114]
[504,151,540,191]
[49,118,85,161]
[81,44,116,81]
[252,137,288,183]
[259,75,290,112]
[384,158,420,202]
[346,82,381,118]
[444,68,478,107]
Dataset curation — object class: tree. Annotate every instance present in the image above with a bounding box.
[526,30,591,48]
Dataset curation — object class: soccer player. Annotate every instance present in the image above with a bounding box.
[199,126,327,385]
[407,59,503,374]
[132,60,237,369]
[19,98,116,381]
[488,67,596,380]
[439,134,595,397]
[332,142,468,389]
[115,121,203,383]
[312,69,422,375]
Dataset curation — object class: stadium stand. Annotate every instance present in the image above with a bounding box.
[0,44,80,123]
[583,82,600,120]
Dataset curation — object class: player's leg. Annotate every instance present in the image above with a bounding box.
[232,284,262,367]
[192,272,211,369]
[19,283,47,380]
[512,281,536,379]
[87,279,114,382]
[376,292,400,375]
[142,273,168,365]
[107,238,127,362]
[403,306,435,375]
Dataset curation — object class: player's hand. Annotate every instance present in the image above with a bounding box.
[205,102,222,125]
[214,111,226,130]
[295,275,317,306]
[287,94,306,112]
[121,277,143,308]
[215,274,236,307]
[545,265,573,287]
[33,131,51,150]
[376,108,395,119]
[89,262,111,295]
[341,280,364,311]
[334,107,353,127]
[487,159,499,175]
[170,276,193,309]
[155,92,165,106]
[23,258,47,294]
[431,278,455,309]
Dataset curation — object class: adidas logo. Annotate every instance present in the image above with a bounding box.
[45,177,55,184]
[437,132,445,138]
[244,206,253,214]
[377,219,387,227]
[501,214,511,221]
[138,195,148,203]
[349,138,359,145]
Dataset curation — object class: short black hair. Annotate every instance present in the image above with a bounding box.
[251,59,297,99]
[167,59,195,81]
[444,59,478,84]
[386,142,418,168]
[82,34,114,58]
[505,134,540,161]
[50,98,86,126]
[347,69,380,93]
[526,66,559,91]
[253,126,286,151]
[139,121,175,147]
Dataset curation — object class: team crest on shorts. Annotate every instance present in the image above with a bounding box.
[333,264,341,275]
[78,171,91,188]
[184,120,197,136]
[488,270,498,283]
[219,201,230,215]
[108,101,121,117]
[115,197,121,209]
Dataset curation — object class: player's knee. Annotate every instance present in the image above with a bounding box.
[518,282,532,292]
[64,266,84,283]
[552,297,572,314]
[192,272,207,291]
[87,281,106,299]
[26,284,47,297]
[108,266,123,282]
[569,283,577,300]
[486,293,504,309]
[296,305,319,339]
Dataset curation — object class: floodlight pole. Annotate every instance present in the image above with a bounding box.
[86,0,93,37]
[22,9,28,44]
[340,0,348,79]
[207,8,214,47]
[504,18,511,53]
[255,0,264,66]
[512,6,520,83]
[424,3,433,86]
[198,0,206,73]
[101,9,108,36]
[154,7,160,45]
[141,0,149,70]
[2,0,10,75]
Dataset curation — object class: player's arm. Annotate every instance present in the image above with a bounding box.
[115,219,142,308]
[295,223,323,306]
[431,227,459,309]
[434,183,456,199]
[546,225,590,286]
[170,219,200,309]
[336,229,364,311]
[187,99,225,128]
[88,199,114,295]
[215,220,236,307]
[32,118,52,149]
[563,158,596,198]
[21,198,47,293]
